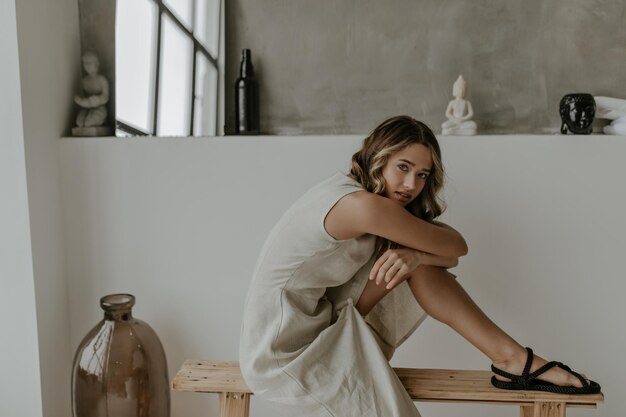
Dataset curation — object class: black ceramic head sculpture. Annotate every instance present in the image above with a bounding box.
[559,93,596,134]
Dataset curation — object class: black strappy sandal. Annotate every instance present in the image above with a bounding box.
[491,347,601,394]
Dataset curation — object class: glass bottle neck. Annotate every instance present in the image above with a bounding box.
[240,49,254,78]
[240,60,254,78]
[104,310,133,321]
[100,293,135,321]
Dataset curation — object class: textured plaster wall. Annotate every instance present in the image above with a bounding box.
[225,0,626,134]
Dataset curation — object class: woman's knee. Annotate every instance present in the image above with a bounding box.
[356,266,456,317]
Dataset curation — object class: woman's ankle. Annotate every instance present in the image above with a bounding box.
[491,344,526,368]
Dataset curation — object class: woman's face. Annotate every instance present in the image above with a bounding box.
[381,144,433,206]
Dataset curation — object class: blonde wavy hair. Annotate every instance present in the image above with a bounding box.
[348,115,446,255]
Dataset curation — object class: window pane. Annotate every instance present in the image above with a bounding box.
[116,0,156,133]
[157,15,193,136]
[193,53,218,136]
[195,0,220,56]
[163,0,192,29]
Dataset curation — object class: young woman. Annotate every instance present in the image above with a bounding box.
[239,116,599,417]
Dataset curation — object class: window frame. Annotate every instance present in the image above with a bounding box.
[116,0,222,137]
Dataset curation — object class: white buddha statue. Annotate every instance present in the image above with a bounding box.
[441,75,477,136]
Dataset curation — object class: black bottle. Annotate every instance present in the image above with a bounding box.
[235,49,259,134]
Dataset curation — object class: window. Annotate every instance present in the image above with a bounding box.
[116,0,222,136]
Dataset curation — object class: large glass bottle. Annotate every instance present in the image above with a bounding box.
[235,48,259,134]
[71,294,170,417]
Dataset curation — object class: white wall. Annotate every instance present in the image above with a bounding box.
[0,1,43,416]
[15,0,81,416]
[59,135,624,417]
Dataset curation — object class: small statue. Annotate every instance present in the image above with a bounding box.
[72,52,112,136]
[559,93,595,134]
[441,75,477,136]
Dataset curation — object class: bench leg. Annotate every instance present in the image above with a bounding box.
[520,402,566,417]
[219,392,250,417]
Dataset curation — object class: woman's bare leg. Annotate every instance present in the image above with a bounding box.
[355,267,520,361]
[407,265,520,361]
[355,275,392,316]
[356,265,583,387]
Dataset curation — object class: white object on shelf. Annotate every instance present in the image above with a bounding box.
[441,75,477,136]
[595,96,626,120]
[595,96,626,134]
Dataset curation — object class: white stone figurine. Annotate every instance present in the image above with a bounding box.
[72,52,112,136]
[441,75,477,136]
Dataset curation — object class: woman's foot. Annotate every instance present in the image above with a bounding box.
[492,348,584,388]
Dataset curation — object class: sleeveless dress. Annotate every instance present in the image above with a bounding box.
[239,171,428,417]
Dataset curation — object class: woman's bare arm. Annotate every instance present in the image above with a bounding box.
[325,191,468,258]
[417,251,459,268]
[430,220,466,247]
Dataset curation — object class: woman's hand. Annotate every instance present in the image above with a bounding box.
[370,248,422,290]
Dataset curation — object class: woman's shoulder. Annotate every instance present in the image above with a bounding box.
[264,172,370,247]
[288,171,368,219]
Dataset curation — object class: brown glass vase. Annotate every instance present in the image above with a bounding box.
[71,294,170,417]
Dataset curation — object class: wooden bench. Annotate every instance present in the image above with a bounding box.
[172,360,603,417]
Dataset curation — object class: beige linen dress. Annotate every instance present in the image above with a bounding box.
[239,172,428,417]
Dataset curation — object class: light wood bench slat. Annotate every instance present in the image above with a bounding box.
[173,360,250,393]
[172,360,603,417]
[395,368,601,406]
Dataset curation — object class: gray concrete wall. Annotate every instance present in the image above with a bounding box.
[225,0,626,134]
